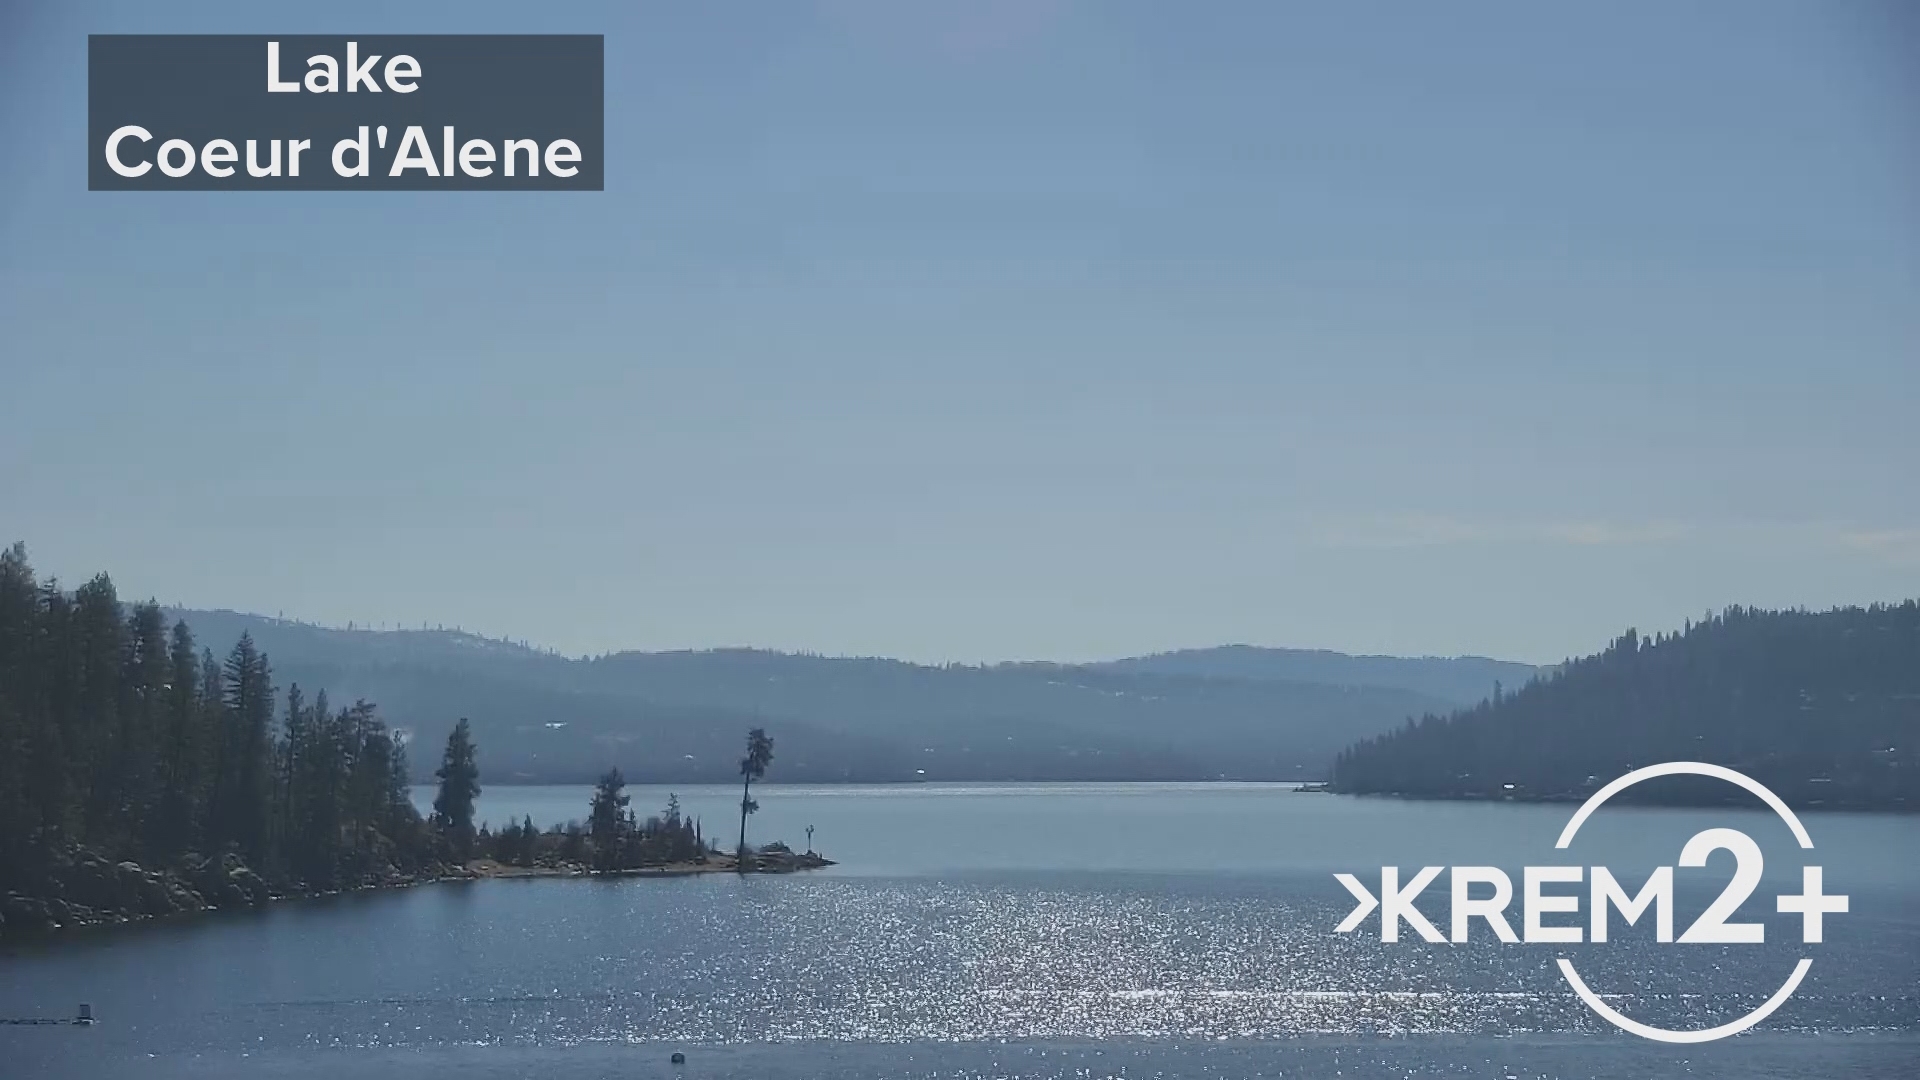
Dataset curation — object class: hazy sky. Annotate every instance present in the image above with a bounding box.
[1,1,1915,665]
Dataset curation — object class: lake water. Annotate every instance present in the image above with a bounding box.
[3,783,1916,1078]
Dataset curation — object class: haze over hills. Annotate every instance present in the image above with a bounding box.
[162,608,1512,786]
[1084,646,1539,705]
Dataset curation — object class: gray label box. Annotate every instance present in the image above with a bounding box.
[89,35,604,190]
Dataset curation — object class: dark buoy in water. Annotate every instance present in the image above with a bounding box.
[670,1051,686,1065]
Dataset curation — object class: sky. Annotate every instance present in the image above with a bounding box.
[0,1,1915,666]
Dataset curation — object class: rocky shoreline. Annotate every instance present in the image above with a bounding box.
[467,848,835,880]
[0,846,449,938]
[1,846,835,940]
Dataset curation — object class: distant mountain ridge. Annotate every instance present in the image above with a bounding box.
[1085,645,1538,705]
[161,609,1514,786]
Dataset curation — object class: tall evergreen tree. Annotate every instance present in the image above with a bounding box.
[0,544,36,866]
[214,633,274,864]
[304,688,340,879]
[32,579,77,841]
[195,646,223,847]
[519,814,538,865]
[72,574,125,844]
[278,682,306,864]
[736,727,774,856]
[386,731,416,842]
[153,620,202,856]
[431,717,481,857]
[113,601,169,852]
[588,767,629,872]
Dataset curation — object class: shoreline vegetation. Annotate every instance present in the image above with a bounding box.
[0,545,825,941]
[3,733,829,940]
[5,548,1912,941]
[2,786,834,941]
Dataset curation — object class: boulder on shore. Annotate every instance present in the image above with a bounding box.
[2,845,240,934]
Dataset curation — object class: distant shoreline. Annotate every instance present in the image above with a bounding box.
[443,778,1911,812]
[439,778,1330,788]
[1324,788,1915,814]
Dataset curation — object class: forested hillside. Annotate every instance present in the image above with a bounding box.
[1331,603,1919,809]
[158,611,1499,784]
[1086,645,1539,704]
[0,544,441,930]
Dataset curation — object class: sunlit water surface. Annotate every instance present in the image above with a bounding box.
[3,783,1915,1078]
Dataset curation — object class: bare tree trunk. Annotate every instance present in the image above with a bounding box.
[737,775,751,855]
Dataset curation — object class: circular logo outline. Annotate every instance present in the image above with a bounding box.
[1553,761,1817,1044]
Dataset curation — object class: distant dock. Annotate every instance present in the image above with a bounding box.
[1,1003,93,1026]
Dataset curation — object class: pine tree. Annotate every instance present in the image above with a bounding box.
[588,767,629,871]
[73,574,125,846]
[279,682,305,870]
[386,729,416,846]
[214,633,274,865]
[32,579,77,842]
[153,619,202,857]
[430,718,480,858]
[736,727,774,858]
[195,646,223,846]
[0,544,36,870]
[519,814,538,865]
[115,601,169,853]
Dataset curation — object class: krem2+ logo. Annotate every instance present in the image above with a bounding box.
[1332,762,1849,1044]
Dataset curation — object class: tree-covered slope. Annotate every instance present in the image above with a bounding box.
[1330,603,1919,809]
[162,612,1472,784]
[1087,645,1539,705]
[0,545,444,926]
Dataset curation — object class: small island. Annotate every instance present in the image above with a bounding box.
[464,847,835,880]
[426,725,832,883]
